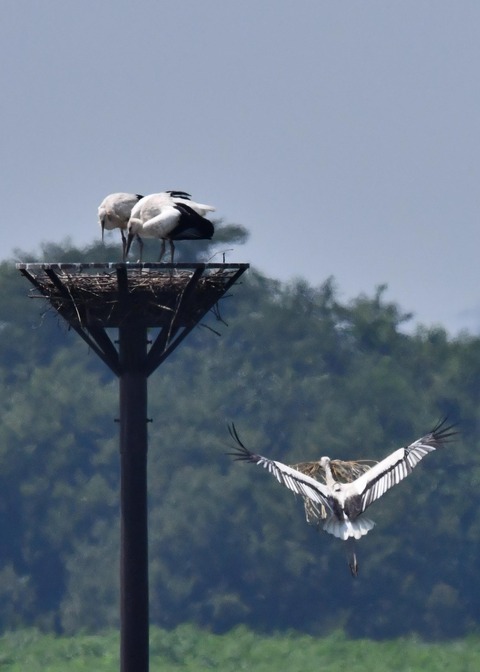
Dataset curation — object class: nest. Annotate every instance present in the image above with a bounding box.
[19,264,247,329]
[290,459,378,526]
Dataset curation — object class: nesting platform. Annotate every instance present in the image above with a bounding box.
[17,262,249,376]
[16,260,249,671]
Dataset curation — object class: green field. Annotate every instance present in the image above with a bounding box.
[1,626,480,672]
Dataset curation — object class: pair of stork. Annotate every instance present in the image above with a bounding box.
[228,419,456,576]
[98,191,215,262]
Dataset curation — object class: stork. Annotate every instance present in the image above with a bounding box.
[227,419,456,575]
[291,456,377,576]
[97,192,144,260]
[125,191,215,262]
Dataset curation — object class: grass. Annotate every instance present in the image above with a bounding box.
[1,625,480,671]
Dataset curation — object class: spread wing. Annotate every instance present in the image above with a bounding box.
[227,423,334,515]
[344,418,457,515]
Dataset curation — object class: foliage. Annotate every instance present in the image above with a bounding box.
[0,240,479,639]
[1,626,480,671]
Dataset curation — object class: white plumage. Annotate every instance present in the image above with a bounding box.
[97,192,143,260]
[228,420,456,544]
[125,191,215,262]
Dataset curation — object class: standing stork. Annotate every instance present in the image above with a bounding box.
[227,419,456,575]
[97,192,144,261]
[125,191,215,262]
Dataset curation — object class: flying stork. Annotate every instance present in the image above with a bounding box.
[97,192,144,260]
[227,419,456,575]
[290,456,378,575]
[125,191,215,262]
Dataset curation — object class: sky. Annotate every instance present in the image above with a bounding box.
[1,1,480,334]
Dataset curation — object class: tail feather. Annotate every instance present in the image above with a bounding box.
[323,516,375,540]
[191,202,216,215]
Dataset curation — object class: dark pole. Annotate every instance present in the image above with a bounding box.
[119,320,149,672]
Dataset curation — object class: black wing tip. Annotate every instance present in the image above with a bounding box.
[166,190,192,199]
[430,416,459,443]
[173,201,198,216]
[226,422,259,462]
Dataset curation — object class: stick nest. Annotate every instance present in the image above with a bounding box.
[29,268,235,328]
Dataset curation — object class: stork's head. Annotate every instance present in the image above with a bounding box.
[319,456,331,469]
[127,218,142,235]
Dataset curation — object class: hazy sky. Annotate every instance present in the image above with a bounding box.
[2,1,479,334]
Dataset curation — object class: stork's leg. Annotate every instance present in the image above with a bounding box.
[169,240,175,263]
[121,230,127,261]
[137,235,144,263]
[346,538,359,577]
[157,239,166,262]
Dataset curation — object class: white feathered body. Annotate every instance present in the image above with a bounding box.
[128,192,215,239]
[126,191,215,261]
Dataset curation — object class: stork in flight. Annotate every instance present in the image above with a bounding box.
[125,191,215,262]
[227,419,456,575]
[289,456,378,575]
[98,192,144,260]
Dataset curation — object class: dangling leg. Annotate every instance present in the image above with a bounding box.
[346,538,359,577]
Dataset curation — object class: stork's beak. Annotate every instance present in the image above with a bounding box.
[125,231,134,258]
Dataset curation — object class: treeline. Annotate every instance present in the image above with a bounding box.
[0,238,479,639]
